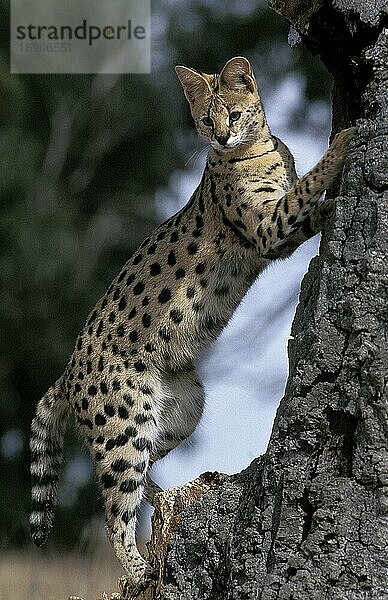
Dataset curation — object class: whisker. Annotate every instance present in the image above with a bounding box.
[185,144,209,168]
[185,148,200,168]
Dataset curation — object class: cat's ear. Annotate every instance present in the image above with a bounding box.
[175,66,212,105]
[219,57,256,93]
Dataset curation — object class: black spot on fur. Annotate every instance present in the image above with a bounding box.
[101,473,116,488]
[186,286,195,299]
[134,461,146,473]
[126,273,135,286]
[120,479,140,493]
[128,330,138,342]
[117,270,127,283]
[134,360,146,372]
[117,324,125,337]
[147,243,157,255]
[170,308,183,324]
[104,404,115,417]
[95,413,107,426]
[133,282,145,295]
[142,313,151,327]
[135,413,149,425]
[196,215,204,229]
[187,242,198,255]
[118,296,127,311]
[133,437,152,451]
[128,307,137,320]
[159,326,171,342]
[158,288,172,303]
[88,310,97,325]
[123,394,134,407]
[125,425,138,437]
[118,405,129,419]
[150,262,161,276]
[111,458,131,472]
[122,509,136,524]
[167,250,176,266]
[193,301,204,312]
[141,386,153,396]
[96,321,104,337]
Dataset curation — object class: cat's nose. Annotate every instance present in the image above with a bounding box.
[215,133,229,146]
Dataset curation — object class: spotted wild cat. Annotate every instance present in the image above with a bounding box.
[30,56,356,592]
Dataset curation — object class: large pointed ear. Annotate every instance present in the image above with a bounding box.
[175,66,212,106]
[219,57,256,93]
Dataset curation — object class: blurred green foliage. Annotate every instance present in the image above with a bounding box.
[0,0,331,550]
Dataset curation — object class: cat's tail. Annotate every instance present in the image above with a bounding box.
[30,378,70,546]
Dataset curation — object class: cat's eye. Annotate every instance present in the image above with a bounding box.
[229,111,241,122]
[202,116,213,127]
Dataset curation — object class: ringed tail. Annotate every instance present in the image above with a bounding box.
[30,379,69,546]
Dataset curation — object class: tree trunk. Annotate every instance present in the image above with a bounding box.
[119,3,388,599]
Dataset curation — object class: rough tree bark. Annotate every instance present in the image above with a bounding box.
[104,2,388,599]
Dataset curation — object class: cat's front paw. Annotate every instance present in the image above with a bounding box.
[312,198,335,230]
[330,126,357,156]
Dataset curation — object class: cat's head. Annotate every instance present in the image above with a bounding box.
[175,57,267,153]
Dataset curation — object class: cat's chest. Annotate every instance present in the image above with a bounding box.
[208,148,293,197]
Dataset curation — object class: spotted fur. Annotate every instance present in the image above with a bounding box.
[30,56,356,591]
